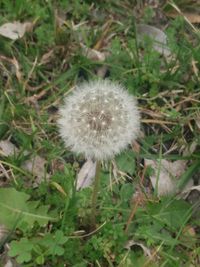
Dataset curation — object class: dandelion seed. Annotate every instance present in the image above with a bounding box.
[58,80,140,160]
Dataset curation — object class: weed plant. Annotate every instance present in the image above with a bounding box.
[0,1,199,266]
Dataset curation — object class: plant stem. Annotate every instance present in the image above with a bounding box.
[91,161,101,228]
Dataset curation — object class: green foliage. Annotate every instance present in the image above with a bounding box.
[9,238,34,264]
[0,188,56,230]
[115,150,136,175]
[40,230,68,256]
[35,24,55,46]
[8,230,68,265]
[121,252,159,267]
[135,198,192,246]
[0,0,199,266]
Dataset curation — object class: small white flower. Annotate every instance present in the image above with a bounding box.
[58,80,140,160]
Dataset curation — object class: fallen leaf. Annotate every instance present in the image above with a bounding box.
[0,21,33,40]
[0,162,11,184]
[76,159,96,190]
[11,57,22,81]
[137,24,171,57]
[0,140,49,186]
[22,155,50,187]
[39,49,54,66]
[0,56,22,82]
[96,65,108,78]
[4,260,14,267]
[181,141,197,159]
[191,58,199,77]
[166,11,200,24]
[182,225,196,237]
[0,140,18,157]
[125,240,152,257]
[145,159,193,196]
[4,259,14,267]
[180,225,197,248]
[55,9,66,28]
[166,2,198,33]
[196,114,200,131]
[180,185,200,199]
[81,43,106,62]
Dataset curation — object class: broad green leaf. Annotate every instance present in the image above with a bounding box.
[0,188,56,229]
[115,150,136,175]
[136,224,178,246]
[40,230,68,256]
[9,238,33,264]
[147,198,192,231]
[120,183,134,202]
[36,254,45,265]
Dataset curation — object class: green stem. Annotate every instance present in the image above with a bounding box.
[91,161,101,228]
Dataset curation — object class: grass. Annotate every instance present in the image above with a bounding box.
[0,0,200,266]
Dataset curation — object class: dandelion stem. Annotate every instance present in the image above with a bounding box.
[91,161,101,228]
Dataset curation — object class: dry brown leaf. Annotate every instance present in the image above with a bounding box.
[125,240,152,257]
[180,185,200,199]
[0,140,19,157]
[191,59,199,77]
[196,114,200,131]
[166,11,200,24]
[0,163,11,184]
[0,21,33,40]
[0,140,49,186]
[145,159,193,196]
[179,225,197,247]
[76,159,96,190]
[11,57,22,81]
[22,155,50,187]
[166,2,198,32]
[81,43,106,62]
[137,24,171,57]
[96,65,108,78]
[55,9,66,28]
[4,260,14,267]
[182,140,197,156]
[0,56,22,82]
[39,49,54,66]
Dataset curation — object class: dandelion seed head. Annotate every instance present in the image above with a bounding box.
[58,80,140,160]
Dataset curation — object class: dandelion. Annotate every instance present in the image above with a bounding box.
[58,80,140,160]
[58,79,140,228]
